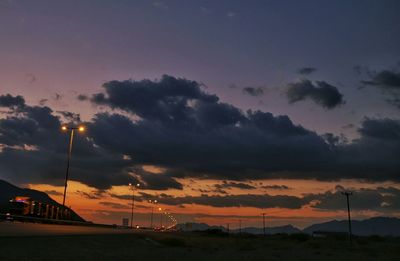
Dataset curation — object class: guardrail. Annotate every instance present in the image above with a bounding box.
[0,213,118,228]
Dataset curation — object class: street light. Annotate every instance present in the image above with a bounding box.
[341,191,353,243]
[61,125,85,207]
[148,199,158,228]
[158,207,163,229]
[128,183,140,229]
[262,213,266,237]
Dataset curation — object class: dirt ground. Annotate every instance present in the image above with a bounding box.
[1,232,399,261]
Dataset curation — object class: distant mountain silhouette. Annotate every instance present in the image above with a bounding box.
[0,179,85,221]
[177,218,400,237]
[303,217,400,236]
[176,222,226,232]
[236,225,301,235]
[177,222,301,235]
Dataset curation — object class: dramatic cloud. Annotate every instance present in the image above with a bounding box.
[261,185,291,190]
[76,190,103,200]
[305,186,400,212]
[129,166,183,190]
[298,67,316,75]
[112,185,400,212]
[334,117,400,181]
[0,94,25,108]
[214,181,256,190]
[1,75,400,192]
[286,80,344,109]
[88,76,333,181]
[83,76,399,182]
[361,68,400,108]
[0,96,156,190]
[56,111,81,123]
[362,69,400,89]
[150,193,304,209]
[358,117,400,140]
[242,87,264,97]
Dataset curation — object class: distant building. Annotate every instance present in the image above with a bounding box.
[122,218,129,227]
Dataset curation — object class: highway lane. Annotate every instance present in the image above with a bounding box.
[0,222,143,237]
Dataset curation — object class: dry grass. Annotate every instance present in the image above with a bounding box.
[0,232,399,261]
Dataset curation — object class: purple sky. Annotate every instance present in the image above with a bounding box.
[1,0,400,226]
[1,0,399,137]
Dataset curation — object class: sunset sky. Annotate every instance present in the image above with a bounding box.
[1,0,400,229]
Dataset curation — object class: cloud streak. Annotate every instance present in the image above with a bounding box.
[286,80,344,109]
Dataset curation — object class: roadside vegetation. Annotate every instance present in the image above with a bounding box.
[1,231,399,261]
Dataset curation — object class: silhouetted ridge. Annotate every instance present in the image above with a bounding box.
[0,179,85,221]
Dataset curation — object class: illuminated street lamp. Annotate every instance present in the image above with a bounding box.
[61,125,85,207]
[128,183,140,229]
[158,207,163,228]
[148,199,158,228]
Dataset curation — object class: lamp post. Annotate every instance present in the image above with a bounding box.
[262,213,266,236]
[148,199,158,228]
[158,207,163,228]
[129,183,140,229]
[61,125,85,207]
[341,191,353,243]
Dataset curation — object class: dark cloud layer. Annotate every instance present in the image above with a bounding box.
[0,95,177,189]
[362,70,400,89]
[0,94,25,108]
[88,77,332,181]
[262,185,291,190]
[361,68,400,108]
[129,166,183,190]
[305,186,400,212]
[1,75,400,191]
[286,80,344,109]
[151,193,304,209]
[86,75,399,182]
[215,181,256,190]
[111,186,400,212]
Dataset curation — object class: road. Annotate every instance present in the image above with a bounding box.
[0,222,142,237]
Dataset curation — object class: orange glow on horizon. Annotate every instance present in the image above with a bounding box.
[27,178,400,228]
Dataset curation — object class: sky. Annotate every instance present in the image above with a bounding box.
[0,0,400,228]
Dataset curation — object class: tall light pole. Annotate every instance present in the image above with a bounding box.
[148,199,157,228]
[158,207,163,228]
[342,191,353,243]
[129,183,140,229]
[262,213,266,236]
[61,125,85,207]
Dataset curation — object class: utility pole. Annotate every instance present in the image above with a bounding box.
[148,199,157,229]
[262,213,266,236]
[61,125,85,207]
[62,128,74,207]
[342,191,353,243]
[128,183,140,229]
